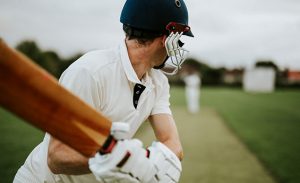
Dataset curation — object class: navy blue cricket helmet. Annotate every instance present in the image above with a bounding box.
[120,0,194,37]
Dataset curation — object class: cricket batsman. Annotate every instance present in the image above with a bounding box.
[13,0,194,182]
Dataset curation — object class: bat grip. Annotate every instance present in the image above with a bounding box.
[99,135,117,155]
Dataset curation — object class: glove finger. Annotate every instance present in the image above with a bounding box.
[127,149,149,180]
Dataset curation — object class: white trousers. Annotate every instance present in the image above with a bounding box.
[185,86,200,113]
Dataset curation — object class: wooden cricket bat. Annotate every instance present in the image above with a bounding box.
[0,39,113,157]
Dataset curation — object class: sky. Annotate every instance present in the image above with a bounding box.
[1,0,300,70]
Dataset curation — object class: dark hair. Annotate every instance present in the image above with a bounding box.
[123,24,165,44]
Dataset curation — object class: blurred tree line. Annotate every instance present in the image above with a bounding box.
[169,58,231,86]
[181,58,226,86]
[169,58,300,88]
[16,40,82,78]
[16,40,299,88]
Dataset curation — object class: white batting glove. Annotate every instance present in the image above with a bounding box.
[89,122,159,183]
[147,142,182,183]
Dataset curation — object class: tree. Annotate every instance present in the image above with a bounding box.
[15,40,82,78]
[255,60,278,71]
[182,58,224,85]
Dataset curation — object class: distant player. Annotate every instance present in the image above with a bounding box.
[14,0,194,182]
[183,72,201,113]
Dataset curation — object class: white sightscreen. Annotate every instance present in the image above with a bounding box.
[243,68,275,92]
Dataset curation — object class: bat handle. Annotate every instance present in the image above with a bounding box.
[99,135,118,154]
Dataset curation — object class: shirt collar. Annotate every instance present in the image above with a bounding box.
[119,40,154,89]
[119,39,142,84]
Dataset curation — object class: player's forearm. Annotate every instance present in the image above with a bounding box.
[149,114,184,160]
[47,153,90,175]
[161,138,184,161]
[48,137,91,175]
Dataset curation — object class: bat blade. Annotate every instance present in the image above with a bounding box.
[0,39,111,157]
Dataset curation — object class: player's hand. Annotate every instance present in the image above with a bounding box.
[89,122,159,183]
[147,141,182,183]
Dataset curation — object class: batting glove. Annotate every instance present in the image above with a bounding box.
[89,122,159,183]
[147,141,182,183]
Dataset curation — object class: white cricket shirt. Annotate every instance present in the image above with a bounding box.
[14,40,172,183]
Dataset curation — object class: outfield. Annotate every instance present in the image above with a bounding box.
[0,87,299,183]
[170,87,300,183]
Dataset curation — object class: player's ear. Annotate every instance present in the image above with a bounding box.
[161,35,167,47]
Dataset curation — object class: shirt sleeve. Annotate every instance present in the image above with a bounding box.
[151,75,172,115]
[59,67,100,109]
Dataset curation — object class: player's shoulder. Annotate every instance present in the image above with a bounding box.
[150,69,169,87]
[68,48,119,73]
[59,48,120,83]
[151,69,167,78]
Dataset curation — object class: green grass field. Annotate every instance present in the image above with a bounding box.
[0,108,44,182]
[0,87,299,183]
[171,87,300,183]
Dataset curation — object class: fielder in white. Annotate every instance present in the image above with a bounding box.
[183,73,201,114]
[13,0,194,182]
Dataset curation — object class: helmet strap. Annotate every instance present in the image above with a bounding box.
[153,56,169,69]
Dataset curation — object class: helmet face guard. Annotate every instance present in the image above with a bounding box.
[161,22,191,75]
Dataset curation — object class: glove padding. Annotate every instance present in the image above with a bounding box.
[147,142,182,183]
[89,121,159,183]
